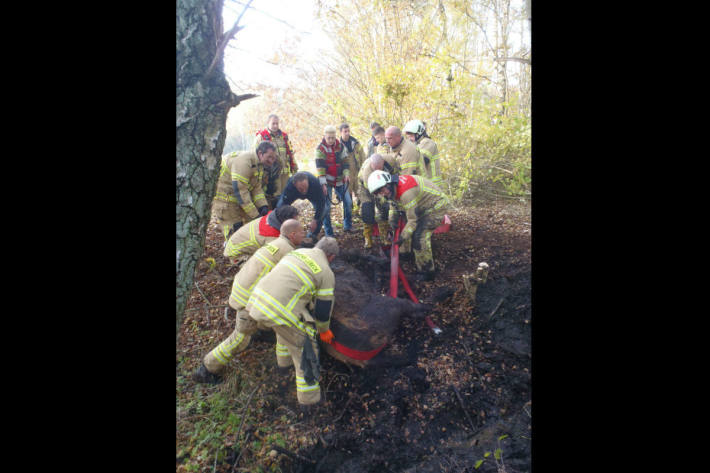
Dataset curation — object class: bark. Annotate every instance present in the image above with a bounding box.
[176,0,239,337]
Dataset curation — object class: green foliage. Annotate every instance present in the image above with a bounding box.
[311,0,530,203]
[474,433,510,471]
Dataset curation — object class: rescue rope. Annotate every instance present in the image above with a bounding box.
[389,219,442,334]
[327,181,349,206]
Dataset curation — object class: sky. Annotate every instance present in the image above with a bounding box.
[221,0,332,92]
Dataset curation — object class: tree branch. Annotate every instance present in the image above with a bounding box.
[494,57,531,65]
[203,0,254,81]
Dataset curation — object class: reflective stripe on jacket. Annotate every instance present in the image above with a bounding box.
[246,248,335,336]
[223,212,279,261]
[214,151,268,219]
[389,175,450,241]
[229,235,296,309]
[390,137,422,175]
[417,137,441,185]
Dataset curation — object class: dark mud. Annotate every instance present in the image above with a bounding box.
[284,204,531,473]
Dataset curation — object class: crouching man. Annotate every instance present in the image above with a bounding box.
[192,219,306,384]
[245,237,339,408]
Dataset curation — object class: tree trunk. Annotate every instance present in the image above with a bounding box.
[176,0,237,337]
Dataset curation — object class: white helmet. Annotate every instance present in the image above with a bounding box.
[403,119,425,135]
[367,170,392,193]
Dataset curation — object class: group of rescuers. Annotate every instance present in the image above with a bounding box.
[197,114,451,410]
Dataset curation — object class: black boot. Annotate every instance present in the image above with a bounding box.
[399,251,415,262]
[192,363,223,385]
[409,270,435,282]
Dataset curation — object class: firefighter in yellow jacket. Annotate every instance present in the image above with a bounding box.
[192,219,306,385]
[339,123,365,207]
[245,237,339,407]
[357,153,398,249]
[212,142,277,240]
[254,114,298,207]
[368,170,450,282]
[403,120,442,186]
[384,126,422,176]
[223,205,299,265]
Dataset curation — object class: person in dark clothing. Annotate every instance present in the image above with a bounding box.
[276,171,328,241]
[366,121,381,158]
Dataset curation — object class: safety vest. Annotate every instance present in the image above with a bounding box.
[395,174,419,200]
[317,140,342,184]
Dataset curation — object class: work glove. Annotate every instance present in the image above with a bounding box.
[319,329,335,344]
[258,206,270,216]
[392,237,404,247]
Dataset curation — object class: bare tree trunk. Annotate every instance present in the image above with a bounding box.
[176,0,238,337]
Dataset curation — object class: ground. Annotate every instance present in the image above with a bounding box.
[176,196,531,473]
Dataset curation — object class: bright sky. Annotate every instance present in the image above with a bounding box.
[221,0,332,92]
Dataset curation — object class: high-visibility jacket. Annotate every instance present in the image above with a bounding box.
[254,129,297,173]
[229,235,297,310]
[341,136,365,194]
[315,138,349,187]
[223,210,281,263]
[388,174,451,242]
[246,248,335,338]
[416,137,442,186]
[214,151,268,220]
[389,137,422,176]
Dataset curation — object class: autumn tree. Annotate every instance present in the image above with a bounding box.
[176,0,255,336]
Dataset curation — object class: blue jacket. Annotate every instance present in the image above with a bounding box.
[276,172,326,222]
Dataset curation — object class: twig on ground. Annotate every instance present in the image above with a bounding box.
[333,394,355,423]
[452,385,478,434]
[489,297,505,320]
[270,444,316,464]
[194,281,213,308]
[234,384,261,443]
[232,432,250,472]
[184,304,230,313]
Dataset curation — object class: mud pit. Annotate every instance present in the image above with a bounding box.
[177,199,531,473]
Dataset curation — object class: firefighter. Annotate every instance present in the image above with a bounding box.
[212,141,276,241]
[223,204,299,265]
[403,119,442,186]
[368,170,451,281]
[339,123,365,212]
[372,125,391,155]
[192,219,307,384]
[245,237,339,407]
[357,153,398,249]
[315,125,352,236]
[255,114,298,208]
[366,121,381,158]
[384,126,422,176]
